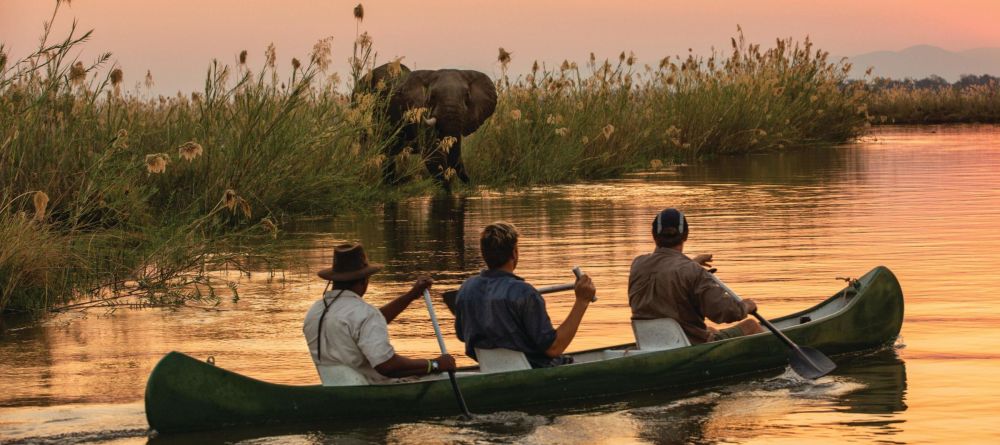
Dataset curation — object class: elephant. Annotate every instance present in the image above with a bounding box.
[354,63,497,190]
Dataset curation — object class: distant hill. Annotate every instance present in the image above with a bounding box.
[847,45,1000,81]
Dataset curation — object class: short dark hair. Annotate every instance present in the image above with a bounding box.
[333,277,366,290]
[480,222,519,269]
[653,227,688,248]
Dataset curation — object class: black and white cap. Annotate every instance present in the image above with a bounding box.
[653,208,688,237]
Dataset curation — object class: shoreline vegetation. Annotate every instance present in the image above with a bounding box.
[0,4,994,315]
[866,75,1000,124]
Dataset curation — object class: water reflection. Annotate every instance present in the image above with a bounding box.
[3,126,1000,444]
[836,350,908,415]
[381,196,473,277]
[627,349,907,444]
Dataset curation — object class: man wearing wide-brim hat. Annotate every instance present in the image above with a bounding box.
[303,243,456,384]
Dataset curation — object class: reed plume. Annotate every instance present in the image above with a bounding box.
[145,153,170,174]
[32,191,49,222]
[177,141,203,161]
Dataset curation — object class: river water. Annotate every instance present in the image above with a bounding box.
[2,126,1000,444]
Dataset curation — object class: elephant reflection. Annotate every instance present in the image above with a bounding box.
[355,63,497,190]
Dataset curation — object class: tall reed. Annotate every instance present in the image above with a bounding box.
[1,7,868,313]
[466,30,868,185]
[866,80,1000,124]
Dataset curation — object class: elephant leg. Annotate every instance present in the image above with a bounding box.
[447,138,470,183]
[382,138,407,185]
[456,159,470,183]
[382,155,399,185]
[425,149,452,192]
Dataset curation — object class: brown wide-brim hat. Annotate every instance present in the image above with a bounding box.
[317,243,384,281]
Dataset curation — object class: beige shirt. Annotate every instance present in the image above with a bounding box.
[303,290,396,384]
[628,247,748,344]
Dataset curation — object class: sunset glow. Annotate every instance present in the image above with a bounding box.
[4,0,1000,93]
[3,1,1000,443]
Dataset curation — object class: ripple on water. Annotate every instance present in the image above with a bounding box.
[3,126,1000,443]
[0,403,148,445]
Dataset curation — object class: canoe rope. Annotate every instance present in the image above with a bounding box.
[315,289,346,364]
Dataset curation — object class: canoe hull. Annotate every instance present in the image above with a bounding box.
[145,266,904,433]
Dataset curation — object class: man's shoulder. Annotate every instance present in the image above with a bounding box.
[631,252,655,267]
[631,249,693,268]
[462,271,535,291]
[630,250,704,280]
[507,277,537,291]
[345,296,381,317]
[316,294,380,320]
[459,273,539,305]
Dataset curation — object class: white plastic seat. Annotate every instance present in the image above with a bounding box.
[315,364,370,386]
[632,318,692,351]
[474,347,532,373]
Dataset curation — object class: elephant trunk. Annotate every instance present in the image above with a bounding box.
[430,104,465,136]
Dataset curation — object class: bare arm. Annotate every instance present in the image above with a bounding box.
[374,353,456,378]
[544,275,596,358]
[379,277,432,324]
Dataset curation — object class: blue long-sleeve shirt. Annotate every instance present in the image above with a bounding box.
[454,269,560,368]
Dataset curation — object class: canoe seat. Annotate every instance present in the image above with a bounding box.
[632,318,691,351]
[315,364,369,386]
[474,348,531,373]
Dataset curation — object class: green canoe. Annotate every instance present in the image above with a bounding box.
[145,266,903,434]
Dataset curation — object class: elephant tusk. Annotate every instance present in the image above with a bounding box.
[423,117,437,126]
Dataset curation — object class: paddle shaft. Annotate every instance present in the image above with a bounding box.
[708,274,819,365]
[442,275,588,317]
[422,289,472,419]
[536,283,575,294]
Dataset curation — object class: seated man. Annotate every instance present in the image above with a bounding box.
[454,222,596,368]
[304,243,456,384]
[628,208,763,344]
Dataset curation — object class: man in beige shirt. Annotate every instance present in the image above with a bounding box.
[304,243,456,384]
[628,209,763,344]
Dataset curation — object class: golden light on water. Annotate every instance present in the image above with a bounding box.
[3,0,1000,441]
[5,126,999,443]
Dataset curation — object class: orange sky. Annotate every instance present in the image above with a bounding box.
[3,0,1000,94]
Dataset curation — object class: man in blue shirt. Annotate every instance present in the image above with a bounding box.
[454,222,596,368]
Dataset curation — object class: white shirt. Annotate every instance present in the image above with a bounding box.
[303,290,396,384]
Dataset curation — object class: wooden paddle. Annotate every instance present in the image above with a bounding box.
[422,289,472,419]
[707,272,836,380]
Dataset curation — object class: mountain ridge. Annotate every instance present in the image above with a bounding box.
[847,45,1000,80]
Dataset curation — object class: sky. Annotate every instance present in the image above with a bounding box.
[3,0,1000,94]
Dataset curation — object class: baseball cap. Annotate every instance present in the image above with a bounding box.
[652,208,688,237]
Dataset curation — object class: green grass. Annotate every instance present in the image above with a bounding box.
[0,10,869,314]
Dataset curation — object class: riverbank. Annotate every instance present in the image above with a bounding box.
[866,76,1000,124]
[2,16,867,313]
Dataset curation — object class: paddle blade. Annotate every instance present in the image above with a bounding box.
[788,346,837,380]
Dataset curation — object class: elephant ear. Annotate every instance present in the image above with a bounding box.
[356,62,410,98]
[390,70,436,120]
[461,70,497,136]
